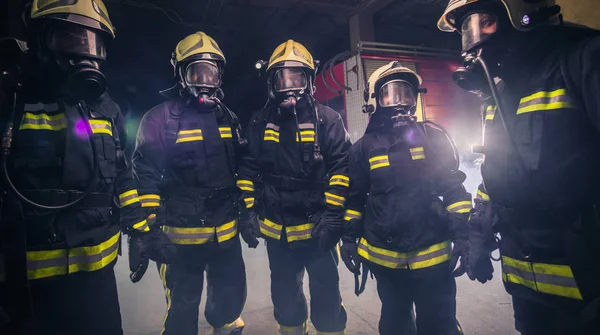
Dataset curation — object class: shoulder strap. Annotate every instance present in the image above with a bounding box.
[164,100,181,150]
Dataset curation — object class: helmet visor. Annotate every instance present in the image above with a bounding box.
[46,25,107,59]
[273,68,307,93]
[184,60,220,88]
[378,80,416,109]
[461,12,498,53]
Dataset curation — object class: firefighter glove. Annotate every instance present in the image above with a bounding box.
[311,210,343,251]
[239,210,260,249]
[465,198,497,283]
[450,238,468,277]
[340,238,361,274]
[128,226,177,283]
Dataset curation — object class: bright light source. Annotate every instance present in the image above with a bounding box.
[255,62,262,70]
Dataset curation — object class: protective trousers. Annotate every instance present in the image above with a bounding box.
[371,262,460,335]
[512,296,600,335]
[266,239,347,334]
[6,264,123,335]
[158,237,247,335]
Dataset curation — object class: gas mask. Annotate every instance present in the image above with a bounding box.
[182,59,221,109]
[43,23,109,101]
[272,68,308,110]
[377,79,417,126]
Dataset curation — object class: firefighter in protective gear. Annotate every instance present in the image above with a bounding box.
[342,61,471,335]
[0,1,174,334]
[238,40,350,334]
[439,0,600,333]
[132,32,247,335]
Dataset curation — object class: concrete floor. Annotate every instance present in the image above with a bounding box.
[115,243,517,335]
[116,168,518,335]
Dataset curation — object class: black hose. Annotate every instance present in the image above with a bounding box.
[329,51,353,93]
[475,56,510,136]
[321,58,339,95]
[2,97,100,210]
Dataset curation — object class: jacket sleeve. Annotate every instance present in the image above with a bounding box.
[343,139,369,240]
[563,36,600,132]
[236,112,262,213]
[428,126,472,240]
[131,107,166,227]
[113,107,149,232]
[322,110,352,212]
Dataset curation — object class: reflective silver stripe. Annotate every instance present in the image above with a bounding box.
[260,221,281,236]
[299,123,314,129]
[216,225,237,239]
[20,113,67,130]
[176,130,203,142]
[286,229,312,238]
[370,158,388,165]
[518,94,572,109]
[165,232,214,240]
[503,262,535,280]
[407,244,451,264]
[27,239,119,271]
[358,243,402,266]
[535,272,580,288]
[89,122,112,134]
[266,123,280,131]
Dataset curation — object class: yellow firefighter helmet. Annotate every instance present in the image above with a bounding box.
[364,61,422,114]
[30,0,115,38]
[267,40,315,72]
[438,0,558,32]
[174,31,226,64]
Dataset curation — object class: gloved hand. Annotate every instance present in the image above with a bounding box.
[465,198,498,283]
[450,238,468,277]
[311,211,343,251]
[128,226,177,283]
[340,238,361,274]
[239,210,260,248]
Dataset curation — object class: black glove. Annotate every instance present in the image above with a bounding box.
[311,211,343,251]
[340,238,361,274]
[450,238,468,277]
[465,198,497,283]
[239,210,260,248]
[128,226,177,283]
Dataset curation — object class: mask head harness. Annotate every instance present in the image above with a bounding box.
[26,0,116,101]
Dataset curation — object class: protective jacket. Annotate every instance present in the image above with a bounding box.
[345,119,471,270]
[237,101,351,247]
[132,99,240,248]
[0,90,147,282]
[477,30,600,305]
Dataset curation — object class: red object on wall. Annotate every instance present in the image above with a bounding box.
[314,62,346,103]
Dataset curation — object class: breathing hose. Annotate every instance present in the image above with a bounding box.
[407,116,460,174]
[2,92,100,210]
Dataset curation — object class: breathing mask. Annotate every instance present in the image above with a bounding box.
[377,79,417,126]
[181,59,222,108]
[43,23,108,101]
[272,68,308,110]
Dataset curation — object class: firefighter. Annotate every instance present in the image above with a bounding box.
[341,61,470,335]
[438,0,600,334]
[237,40,350,335]
[0,1,175,334]
[132,32,248,335]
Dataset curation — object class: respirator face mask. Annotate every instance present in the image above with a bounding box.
[183,60,221,108]
[45,24,108,101]
[273,68,308,110]
[378,79,417,125]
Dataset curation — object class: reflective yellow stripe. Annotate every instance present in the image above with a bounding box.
[88,119,113,136]
[214,317,245,334]
[219,126,233,139]
[278,321,308,335]
[237,179,255,192]
[446,200,472,214]
[476,189,490,201]
[357,238,451,270]
[517,88,574,115]
[264,129,280,143]
[132,218,150,232]
[369,155,390,170]
[501,256,583,300]
[344,209,363,221]
[162,226,215,245]
[486,105,496,121]
[160,263,171,335]
[410,147,426,161]
[216,220,238,243]
[139,194,161,207]
[26,232,120,280]
[259,218,283,240]
[325,192,345,207]
[119,189,140,207]
[285,223,314,242]
[19,112,67,131]
[329,174,350,187]
[176,129,203,143]
[296,130,315,143]
[244,197,255,208]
